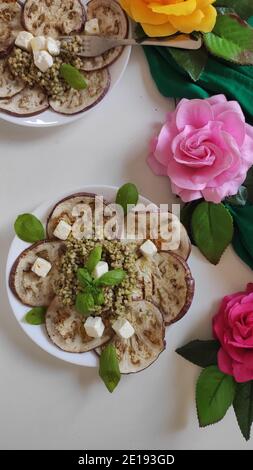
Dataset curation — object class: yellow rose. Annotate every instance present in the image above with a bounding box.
[120,0,217,37]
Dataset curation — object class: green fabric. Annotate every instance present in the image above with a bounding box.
[143,17,253,123]
[226,203,253,271]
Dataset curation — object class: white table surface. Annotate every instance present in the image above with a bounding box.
[1,48,252,450]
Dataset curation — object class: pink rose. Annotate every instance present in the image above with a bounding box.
[148,95,253,203]
[213,284,253,383]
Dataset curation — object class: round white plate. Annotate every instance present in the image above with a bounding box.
[0,1,131,128]
[6,185,153,367]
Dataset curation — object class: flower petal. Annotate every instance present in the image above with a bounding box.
[176,99,213,130]
[218,111,246,147]
[197,5,217,33]
[147,153,167,176]
[149,0,197,16]
[141,20,177,36]
[217,348,234,377]
[130,0,168,25]
[168,9,204,33]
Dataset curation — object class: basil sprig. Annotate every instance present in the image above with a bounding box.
[60,64,87,90]
[86,245,102,274]
[14,213,45,243]
[24,307,47,325]
[99,344,121,393]
[95,269,126,287]
[116,183,139,215]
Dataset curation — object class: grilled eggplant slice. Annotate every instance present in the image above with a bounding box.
[0,59,25,98]
[0,87,49,116]
[98,300,165,374]
[79,0,128,72]
[133,252,194,325]
[9,240,65,307]
[49,68,110,115]
[0,1,22,58]
[46,297,113,353]
[22,0,85,37]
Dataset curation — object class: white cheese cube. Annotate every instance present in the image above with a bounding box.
[30,36,46,52]
[15,31,33,51]
[84,316,105,338]
[92,261,108,280]
[46,37,60,56]
[33,51,53,72]
[140,239,158,258]
[85,18,100,35]
[31,257,52,278]
[112,318,135,339]
[53,220,72,240]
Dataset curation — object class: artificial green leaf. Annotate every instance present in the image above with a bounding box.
[14,213,45,243]
[233,381,253,441]
[176,340,220,368]
[216,1,253,19]
[244,167,253,204]
[25,307,46,325]
[95,269,126,287]
[77,268,93,288]
[191,202,234,264]
[181,200,202,243]
[75,292,95,316]
[116,183,139,215]
[204,14,253,65]
[196,366,236,427]
[86,246,102,274]
[168,47,208,82]
[60,64,87,90]
[99,344,121,393]
[225,186,248,207]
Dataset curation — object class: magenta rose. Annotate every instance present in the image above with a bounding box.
[148,95,253,203]
[213,284,253,383]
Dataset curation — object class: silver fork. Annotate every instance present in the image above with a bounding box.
[60,35,202,57]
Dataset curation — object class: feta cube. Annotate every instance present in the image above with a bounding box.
[84,316,105,338]
[30,36,46,52]
[31,257,52,278]
[140,239,158,258]
[92,261,108,280]
[46,37,60,56]
[33,51,53,72]
[15,31,33,51]
[53,220,72,240]
[112,318,135,339]
[85,18,100,35]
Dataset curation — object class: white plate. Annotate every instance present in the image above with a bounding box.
[0,1,131,128]
[6,185,153,367]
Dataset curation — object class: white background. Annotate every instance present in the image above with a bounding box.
[1,48,253,450]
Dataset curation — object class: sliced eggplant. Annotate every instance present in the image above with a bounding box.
[46,297,113,353]
[49,68,110,115]
[97,300,165,374]
[9,240,66,307]
[133,252,194,325]
[22,0,85,37]
[0,1,22,58]
[0,87,49,116]
[0,59,25,98]
[79,0,128,72]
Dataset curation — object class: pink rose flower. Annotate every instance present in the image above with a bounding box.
[148,95,253,203]
[213,284,253,383]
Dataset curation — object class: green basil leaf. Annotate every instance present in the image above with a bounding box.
[94,290,105,306]
[168,47,208,82]
[75,292,95,316]
[176,340,220,368]
[233,381,253,441]
[86,246,102,274]
[99,344,121,393]
[116,183,139,215]
[225,186,248,207]
[191,202,233,265]
[196,366,236,427]
[204,14,253,65]
[60,64,87,90]
[77,268,93,288]
[14,213,45,243]
[215,1,253,19]
[25,307,47,325]
[95,269,126,287]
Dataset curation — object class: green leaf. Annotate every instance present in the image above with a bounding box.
[116,183,139,215]
[86,246,102,274]
[176,340,220,368]
[25,307,46,325]
[225,186,248,207]
[191,202,234,264]
[204,14,253,65]
[99,344,121,393]
[244,167,253,204]
[77,268,93,288]
[14,213,45,243]
[181,200,202,243]
[216,1,253,19]
[95,269,126,287]
[168,47,208,82]
[233,381,253,441]
[93,290,105,306]
[196,366,236,427]
[60,64,87,90]
[75,292,95,316]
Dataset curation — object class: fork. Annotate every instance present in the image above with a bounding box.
[60,35,203,57]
